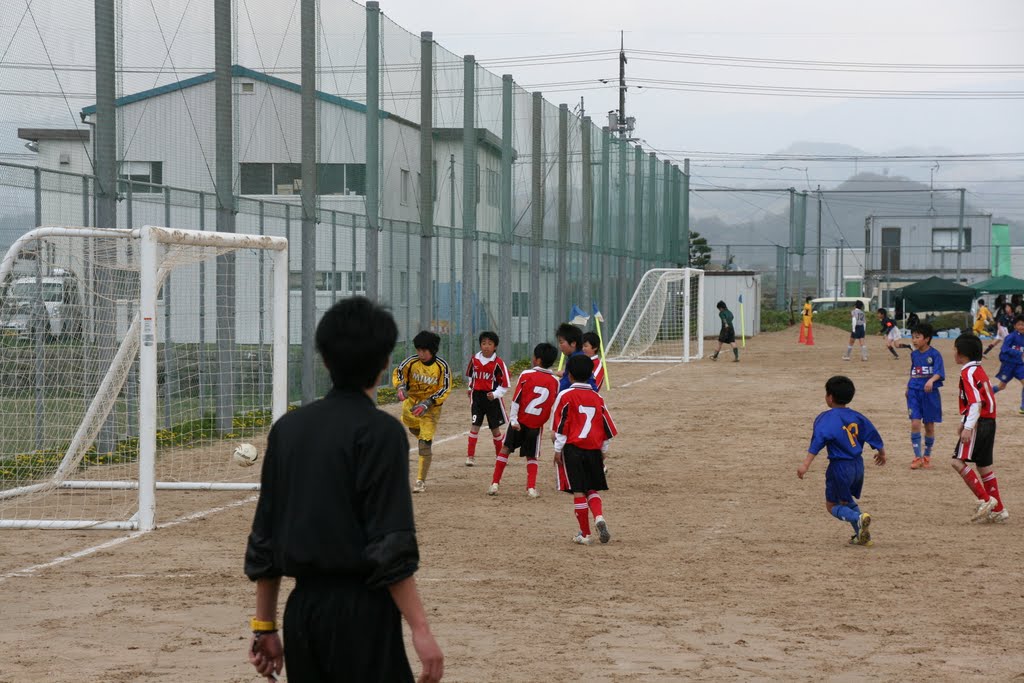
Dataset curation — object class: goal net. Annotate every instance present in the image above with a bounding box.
[0,226,288,530]
[605,268,704,362]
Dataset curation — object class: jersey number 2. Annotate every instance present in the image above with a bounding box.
[524,387,550,416]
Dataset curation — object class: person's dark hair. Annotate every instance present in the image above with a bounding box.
[316,297,398,390]
[413,330,441,355]
[566,354,593,384]
[954,333,983,362]
[978,298,985,306]
[479,330,499,347]
[877,307,887,315]
[716,300,727,310]
[825,375,856,405]
[1014,314,1024,325]
[581,331,601,350]
[854,300,864,309]
[805,296,812,303]
[555,322,582,349]
[911,323,935,341]
[533,342,558,369]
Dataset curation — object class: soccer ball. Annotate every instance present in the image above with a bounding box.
[233,443,259,467]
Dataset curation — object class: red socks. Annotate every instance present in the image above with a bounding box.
[587,492,603,519]
[526,458,538,489]
[467,432,478,458]
[574,496,591,536]
[493,437,503,456]
[983,472,1004,512]
[491,454,508,485]
[961,466,989,501]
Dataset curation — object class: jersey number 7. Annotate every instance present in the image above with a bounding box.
[577,405,596,438]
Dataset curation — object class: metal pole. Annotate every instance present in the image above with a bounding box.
[682,159,690,266]
[300,0,316,404]
[462,55,476,364]
[162,186,172,429]
[634,145,643,259]
[662,159,671,265]
[365,1,380,301]
[419,32,434,331]
[530,92,542,347]
[581,117,593,310]
[647,152,656,264]
[449,154,456,357]
[214,0,236,431]
[499,74,513,349]
[816,185,822,295]
[557,104,568,322]
[600,126,611,316]
[956,188,965,283]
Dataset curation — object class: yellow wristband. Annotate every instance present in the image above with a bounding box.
[250,618,277,632]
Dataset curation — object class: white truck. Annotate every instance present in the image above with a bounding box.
[0,271,83,339]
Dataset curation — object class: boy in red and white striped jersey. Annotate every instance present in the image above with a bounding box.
[581,331,606,393]
[464,331,510,467]
[488,343,560,498]
[552,354,618,545]
[951,334,1008,523]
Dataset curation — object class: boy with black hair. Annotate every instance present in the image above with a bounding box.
[710,300,738,362]
[489,342,560,497]
[464,330,510,467]
[951,334,1007,522]
[555,322,596,392]
[553,354,618,545]
[581,331,606,392]
[393,330,452,494]
[842,301,868,361]
[973,298,994,337]
[992,315,1024,416]
[245,297,443,683]
[907,323,944,470]
[798,375,886,546]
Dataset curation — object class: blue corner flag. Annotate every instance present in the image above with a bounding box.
[570,304,589,326]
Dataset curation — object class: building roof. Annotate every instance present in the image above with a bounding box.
[18,128,90,142]
[81,65,387,119]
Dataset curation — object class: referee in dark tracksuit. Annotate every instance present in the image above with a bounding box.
[245,297,444,682]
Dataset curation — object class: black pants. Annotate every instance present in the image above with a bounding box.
[284,576,413,682]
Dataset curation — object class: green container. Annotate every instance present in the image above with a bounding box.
[844,281,863,297]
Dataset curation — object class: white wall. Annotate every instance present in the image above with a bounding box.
[702,272,761,338]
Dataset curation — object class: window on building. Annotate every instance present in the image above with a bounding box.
[932,228,972,252]
[274,163,302,194]
[512,291,529,318]
[241,163,367,196]
[486,169,500,208]
[399,270,408,304]
[348,270,366,294]
[240,163,273,195]
[401,169,411,206]
[119,161,163,193]
[345,164,366,196]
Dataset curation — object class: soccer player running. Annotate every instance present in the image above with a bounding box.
[489,342,560,498]
[906,323,944,470]
[950,334,1007,523]
[798,375,886,546]
[991,314,1024,415]
[553,355,618,545]
[464,331,509,467]
[709,300,739,362]
[842,301,868,361]
[245,297,443,683]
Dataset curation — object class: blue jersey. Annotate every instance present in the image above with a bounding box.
[908,347,945,391]
[998,331,1024,367]
[558,350,598,392]
[808,407,884,462]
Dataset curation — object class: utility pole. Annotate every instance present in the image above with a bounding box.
[816,185,822,296]
[618,31,626,139]
[955,188,965,284]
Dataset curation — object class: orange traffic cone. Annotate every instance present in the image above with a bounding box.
[805,324,815,346]
[798,323,807,344]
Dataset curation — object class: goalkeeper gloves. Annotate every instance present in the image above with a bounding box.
[397,385,408,401]
[411,399,433,417]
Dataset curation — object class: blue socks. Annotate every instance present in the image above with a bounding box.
[831,504,862,533]
[924,435,935,456]
[911,432,922,458]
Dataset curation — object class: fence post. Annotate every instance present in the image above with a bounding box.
[462,55,477,365]
[419,31,434,332]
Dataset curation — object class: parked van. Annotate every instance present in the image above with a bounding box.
[809,297,874,314]
[0,272,83,339]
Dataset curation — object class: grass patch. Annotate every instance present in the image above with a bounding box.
[761,309,794,333]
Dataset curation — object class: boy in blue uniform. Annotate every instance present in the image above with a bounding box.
[555,322,597,392]
[907,323,944,470]
[798,375,887,546]
[992,314,1024,415]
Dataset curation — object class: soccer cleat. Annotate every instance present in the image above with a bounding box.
[412,479,426,494]
[1018,407,1024,416]
[526,487,539,498]
[972,497,999,521]
[856,513,872,546]
[922,456,933,469]
[841,356,851,361]
[988,509,1010,524]
[572,533,592,545]
[465,456,475,467]
[596,519,611,544]
[487,483,499,496]
[709,353,719,361]
[910,457,924,470]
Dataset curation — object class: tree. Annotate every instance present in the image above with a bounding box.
[688,231,711,268]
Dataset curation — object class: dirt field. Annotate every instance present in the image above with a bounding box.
[2,325,1023,682]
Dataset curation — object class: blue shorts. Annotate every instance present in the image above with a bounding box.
[850,325,865,340]
[996,363,1024,384]
[825,458,864,505]
[906,388,942,423]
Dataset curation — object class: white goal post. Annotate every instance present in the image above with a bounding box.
[0,226,288,531]
[605,268,704,362]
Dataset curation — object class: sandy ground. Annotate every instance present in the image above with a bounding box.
[1,325,1023,682]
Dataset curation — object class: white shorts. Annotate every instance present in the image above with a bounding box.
[886,327,901,343]
[997,324,1009,341]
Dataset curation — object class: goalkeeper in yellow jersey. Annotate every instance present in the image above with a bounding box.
[393,330,452,493]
